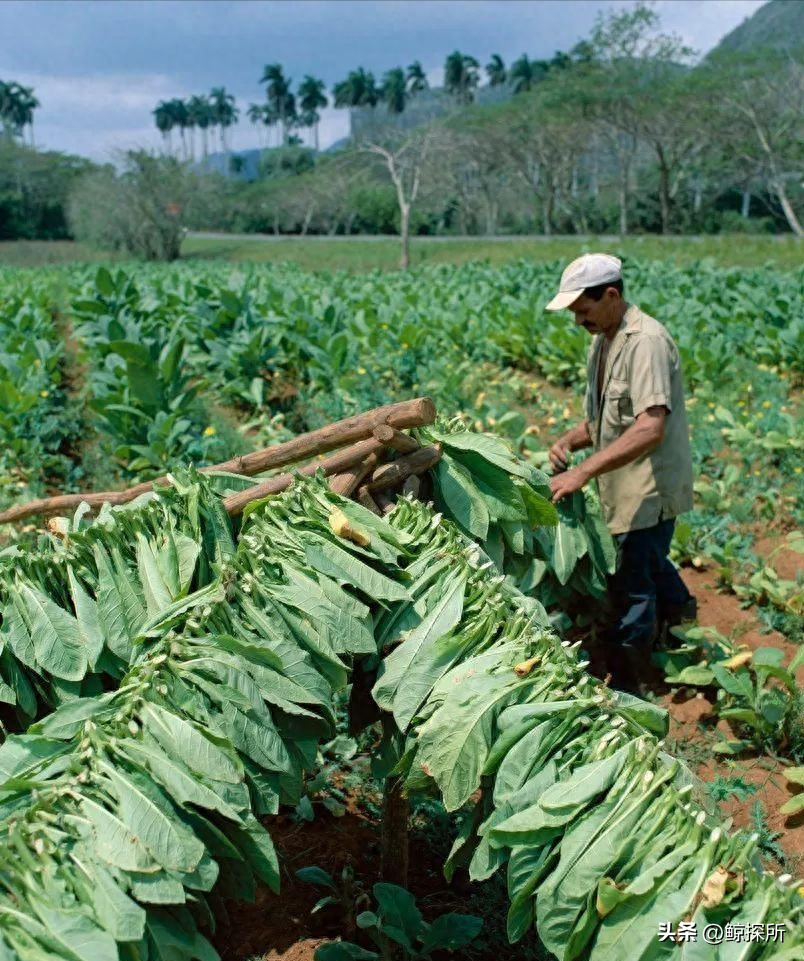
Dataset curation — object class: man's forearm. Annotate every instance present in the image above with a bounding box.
[580,417,662,480]
[564,421,593,452]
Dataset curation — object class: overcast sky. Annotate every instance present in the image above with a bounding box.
[0,0,767,161]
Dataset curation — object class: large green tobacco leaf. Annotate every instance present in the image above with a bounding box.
[31,694,118,740]
[100,763,206,873]
[93,544,146,661]
[34,906,118,961]
[142,703,244,784]
[414,666,538,811]
[303,538,410,603]
[67,568,105,670]
[372,570,466,717]
[538,745,631,814]
[427,429,537,481]
[19,584,88,681]
[118,739,244,823]
[433,458,490,540]
[82,864,147,942]
[79,796,160,872]
[136,535,174,616]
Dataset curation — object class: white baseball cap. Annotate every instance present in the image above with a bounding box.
[545,253,623,311]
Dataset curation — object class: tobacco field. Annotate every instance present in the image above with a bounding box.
[0,256,802,961]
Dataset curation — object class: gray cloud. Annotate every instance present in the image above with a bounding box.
[0,0,766,160]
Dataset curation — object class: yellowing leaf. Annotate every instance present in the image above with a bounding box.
[701,866,730,908]
[329,507,370,546]
[514,656,541,677]
[722,650,753,670]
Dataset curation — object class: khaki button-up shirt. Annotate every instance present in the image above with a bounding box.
[584,304,694,535]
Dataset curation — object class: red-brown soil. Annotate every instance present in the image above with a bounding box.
[214,806,500,961]
[662,567,804,874]
[753,535,803,583]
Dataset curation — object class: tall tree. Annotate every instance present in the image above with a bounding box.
[381,67,408,115]
[713,52,804,236]
[406,61,428,95]
[362,124,443,268]
[443,51,480,105]
[333,68,380,109]
[13,84,38,145]
[209,87,238,154]
[581,2,696,233]
[261,63,296,144]
[0,81,39,144]
[297,75,328,150]
[262,103,280,147]
[169,98,190,160]
[485,54,507,88]
[153,101,175,154]
[333,68,380,139]
[247,102,266,147]
[509,55,546,94]
[188,94,212,159]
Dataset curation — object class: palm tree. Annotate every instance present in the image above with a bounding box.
[0,82,9,134]
[443,51,480,105]
[297,75,328,150]
[153,100,175,153]
[549,50,572,72]
[486,54,506,87]
[187,94,212,159]
[381,67,407,115]
[247,102,266,147]
[333,68,379,109]
[406,61,428,95]
[166,98,190,158]
[260,63,295,144]
[209,86,238,154]
[12,84,38,145]
[262,102,280,147]
[332,68,379,138]
[0,82,39,143]
[282,91,299,142]
[509,55,544,94]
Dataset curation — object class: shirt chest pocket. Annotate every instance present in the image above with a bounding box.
[603,379,635,431]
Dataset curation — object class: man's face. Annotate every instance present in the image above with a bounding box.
[568,289,620,336]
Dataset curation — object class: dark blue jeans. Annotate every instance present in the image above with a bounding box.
[607,519,692,687]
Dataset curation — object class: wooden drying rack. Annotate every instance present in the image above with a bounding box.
[0,397,441,525]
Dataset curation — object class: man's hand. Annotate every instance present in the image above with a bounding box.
[550,466,590,503]
[548,438,572,473]
[549,421,592,474]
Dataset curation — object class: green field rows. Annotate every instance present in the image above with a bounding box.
[0,253,802,960]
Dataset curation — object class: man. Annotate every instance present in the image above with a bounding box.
[545,253,696,695]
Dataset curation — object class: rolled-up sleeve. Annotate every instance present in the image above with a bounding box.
[628,335,674,416]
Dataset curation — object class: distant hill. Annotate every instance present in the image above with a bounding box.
[709,0,804,56]
[350,83,512,140]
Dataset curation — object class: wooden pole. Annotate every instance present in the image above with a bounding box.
[365,445,442,493]
[355,485,383,516]
[381,774,410,888]
[223,438,386,517]
[220,396,434,476]
[0,397,436,525]
[328,453,380,497]
[380,713,410,891]
[371,425,420,454]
